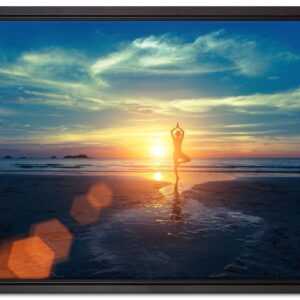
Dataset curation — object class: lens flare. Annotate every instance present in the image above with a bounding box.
[8,237,54,279]
[71,183,112,225]
[31,219,73,263]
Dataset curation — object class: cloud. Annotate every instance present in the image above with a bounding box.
[19,90,112,111]
[91,30,298,77]
[0,31,299,114]
[15,82,300,117]
[168,86,300,114]
[19,49,111,86]
[0,48,110,111]
[0,107,15,116]
[1,48,88,81]
[20,49,85,66]
[108,85,300,119]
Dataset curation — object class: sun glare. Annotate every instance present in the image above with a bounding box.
[150,144,166,158]
[153,171,163,181]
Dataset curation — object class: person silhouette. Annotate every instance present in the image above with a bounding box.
[171,122,190,176]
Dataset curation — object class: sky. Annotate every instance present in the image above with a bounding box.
[1,20,300,158]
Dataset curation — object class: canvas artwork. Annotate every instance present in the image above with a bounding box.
[0,20,300,280]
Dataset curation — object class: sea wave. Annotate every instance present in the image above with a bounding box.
[1,158,300,174]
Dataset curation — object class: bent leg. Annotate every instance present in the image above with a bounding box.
[178,152,191,164]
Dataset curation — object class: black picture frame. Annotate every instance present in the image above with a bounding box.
[1,6,300,293]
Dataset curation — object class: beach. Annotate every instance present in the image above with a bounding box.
[0,168,300,280]
[186,177,300,279]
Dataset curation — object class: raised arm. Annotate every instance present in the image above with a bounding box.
[181,128,185,139]
[170,127,176,138]
[177,123,184,135]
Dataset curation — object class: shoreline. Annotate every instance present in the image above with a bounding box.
[185,176,300,278]
[0,173,300,279]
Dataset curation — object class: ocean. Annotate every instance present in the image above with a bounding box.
[1,157,300,279]
[1,157,300,175]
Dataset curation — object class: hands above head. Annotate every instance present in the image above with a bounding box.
[174,122,181,130]
[171,123,178,133]
[176,122,184,133]
[171,122,184,136]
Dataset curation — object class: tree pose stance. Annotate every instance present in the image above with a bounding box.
[171,122,190,176]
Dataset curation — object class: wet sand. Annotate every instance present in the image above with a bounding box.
[186,177,300,279]
[0,174,300,279]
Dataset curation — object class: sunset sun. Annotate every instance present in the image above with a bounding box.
[150,144,166,158]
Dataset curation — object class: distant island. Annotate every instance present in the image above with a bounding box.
[3,155,13,159]
[2,154,91,159]
[63,154,90,159]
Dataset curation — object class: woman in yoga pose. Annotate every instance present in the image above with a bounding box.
[171,122,190,177]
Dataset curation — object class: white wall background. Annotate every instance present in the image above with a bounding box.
[0,0,299,299]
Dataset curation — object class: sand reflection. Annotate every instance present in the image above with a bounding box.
[170,175,183,222]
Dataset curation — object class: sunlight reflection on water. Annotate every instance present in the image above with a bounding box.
[80,185,265,279]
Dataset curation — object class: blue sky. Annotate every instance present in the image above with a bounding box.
[1,20,300,158]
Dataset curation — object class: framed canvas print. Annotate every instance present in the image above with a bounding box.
[1,6,300,293]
